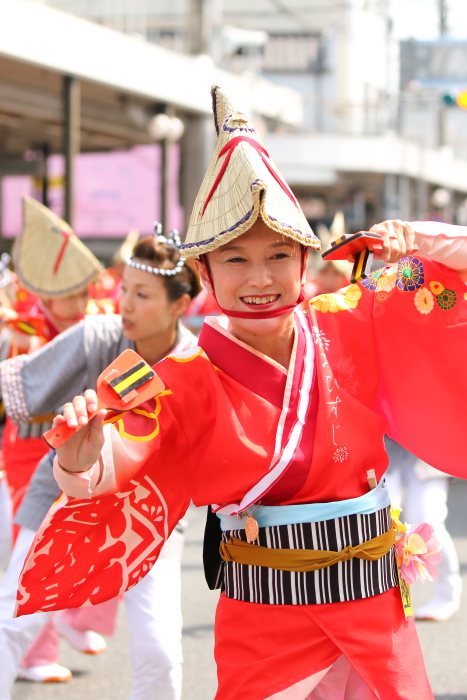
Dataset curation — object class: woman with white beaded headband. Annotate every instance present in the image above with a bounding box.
[0,225,200,700]
[120,225,198,366]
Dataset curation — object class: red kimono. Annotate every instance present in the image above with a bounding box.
[2,292,117,519]
[2,295,61,517]
[15,232,467,699]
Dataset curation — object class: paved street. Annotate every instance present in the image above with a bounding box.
[9,480,467,700]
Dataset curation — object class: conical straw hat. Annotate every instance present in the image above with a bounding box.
[14,197,103,298]
[313,213,353,277]
[329,211,346,238]
[181,86,320,257]
[112,229,140,266]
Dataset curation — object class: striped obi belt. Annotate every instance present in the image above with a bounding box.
[217,480,399,605]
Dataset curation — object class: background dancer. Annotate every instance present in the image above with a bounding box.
[2,196,102,525]
[385,437,462,622]
[0,227,200,700]
[0,253,18,571]
[0,196,114,684]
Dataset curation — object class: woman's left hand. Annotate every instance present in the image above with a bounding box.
[369,219,416,264]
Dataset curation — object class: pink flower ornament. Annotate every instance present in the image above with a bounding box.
[394,521,442,585]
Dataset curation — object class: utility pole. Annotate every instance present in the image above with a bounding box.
[63,76,80,227]
[186,0,215,55]
[181,0,219,231]
[438,0,448,36]
[437,0,449,146]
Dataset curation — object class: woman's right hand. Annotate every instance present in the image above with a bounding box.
[0,308,18,324]
[54,390,107,473]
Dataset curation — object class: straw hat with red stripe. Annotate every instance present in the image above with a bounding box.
[181,86,320,257]
[13,196,103,298]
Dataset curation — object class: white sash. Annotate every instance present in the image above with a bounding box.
[212,310,315,516]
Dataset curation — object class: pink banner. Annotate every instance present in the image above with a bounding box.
[1,144,183,239]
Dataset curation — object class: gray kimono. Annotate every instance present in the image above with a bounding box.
[0,314,196,531]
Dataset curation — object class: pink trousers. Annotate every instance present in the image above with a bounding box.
[21,599,119,667]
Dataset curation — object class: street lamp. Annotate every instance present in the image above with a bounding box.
[148,114,185,233]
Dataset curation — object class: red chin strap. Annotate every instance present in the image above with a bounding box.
[200,253,306,320]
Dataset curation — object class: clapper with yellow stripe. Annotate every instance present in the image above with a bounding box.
[44,349,165,449]
[321,232,384,283]
[8,314,48,338]
[108,359,156,399]
[321,231,420,284]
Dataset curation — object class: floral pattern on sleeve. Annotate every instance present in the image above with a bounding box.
[361,266,396,292]
[414,287,435,315]
[361,256,464,316]
[310,284,362,313]
[435,288,457,310]
[396,257,425,291]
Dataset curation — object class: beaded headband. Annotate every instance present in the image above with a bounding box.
[125,222,186,277]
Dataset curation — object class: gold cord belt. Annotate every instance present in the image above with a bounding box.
[29,414,56,424]
[220,525,396,573]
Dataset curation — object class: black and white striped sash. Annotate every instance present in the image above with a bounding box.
[17,421,53,439]
[221,505,399,605]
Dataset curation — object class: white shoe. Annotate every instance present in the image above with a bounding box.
[17,663,72,683]
[55,615,107,654]
[415,598,461,622]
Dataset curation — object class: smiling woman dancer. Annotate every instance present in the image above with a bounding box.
[0,228,199,700]
[17,87,467,700]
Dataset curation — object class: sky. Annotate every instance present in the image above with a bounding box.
[391,0,467,40]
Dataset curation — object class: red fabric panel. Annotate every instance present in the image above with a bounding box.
[214,588,433,700]
[199,322,286,408]
[3,418,49,515]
